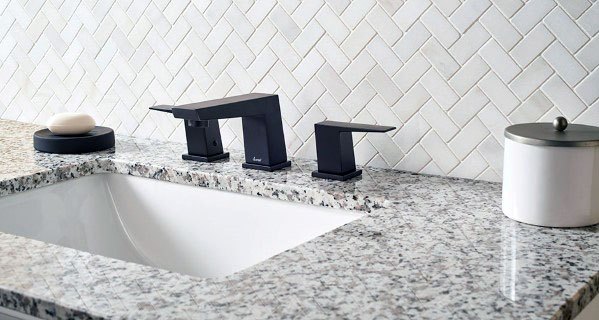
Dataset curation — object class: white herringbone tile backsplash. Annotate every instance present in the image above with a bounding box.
[1,0,598,182]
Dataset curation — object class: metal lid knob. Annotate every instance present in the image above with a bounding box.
[553,117,568,131]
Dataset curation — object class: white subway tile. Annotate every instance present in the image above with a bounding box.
[511,24,554,68]
[270,5,301,42]
[205,0,232,27]
[246,0,276,25]
[477,102,510,146]
[421,130,459,174]
[544,7,589,53]
[420,68,459,110]
[292,21,325,56]
[450,0,491,33]
[575,37,599,72]
[293,49,325,85]
[492,0,523,18]
[396,144,432,173]
[431,0,460,16]
[449,117,489,159]
[225,59,256,93]
[449,151,488,179]
[393,52,431,92]
[449,87,489,126]
[316,4,349,45]
[393,0,431,31]
[542,42,587,87]
[508,91,553,123]
[449,55,490,96]
[204,19,233,53]
[341,51,376,89]
[575,70,599,105]
[393,113,431,153]
[317,92,350,122]
[315,35,350,73]
[269,33,301,70]
[225,5,255,41]
[367,5,402,46]
[341,0,376,29]
[479,7,521,51]
[576,100,599,125]
[368,132,403,167]
[578,3,599,37]
[393,83,430,122]
[294,105,325,141]
[206,46,234,79]
[340,20,376,59]
[421,6,459,47]
[318,63,351,103]
[354,137,377,165]
[278,91,303,126]
[448,22,490,65]
[556,0,591,19]
[477,136,503,174]
[421,38,459,79]
[479,40,521,83]
[394,21,431,62]
[366,95,403,130]
[511,0,555,34]
[366,36,403,76]
[270,61,302,98]
[367,65,402,105]
[248,47,277,82]
[225,32,256,68]
[420,99,459,142]
[478,72,519,115]
[509,57,553,100]
[341,81,377,117]
[291,0,324,28]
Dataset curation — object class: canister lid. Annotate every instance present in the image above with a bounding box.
[505,117,599,147]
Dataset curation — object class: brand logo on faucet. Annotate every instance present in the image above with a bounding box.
[252,157,262,162]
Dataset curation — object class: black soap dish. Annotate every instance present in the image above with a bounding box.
[33,126,115,154]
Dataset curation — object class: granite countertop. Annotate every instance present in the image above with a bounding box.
[0,119,598,319]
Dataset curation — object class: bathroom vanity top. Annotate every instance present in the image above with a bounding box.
[0,119,597,319]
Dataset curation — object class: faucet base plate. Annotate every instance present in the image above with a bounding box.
[311,170,362,181]
[242,161,291,172]
[182,152,230,162]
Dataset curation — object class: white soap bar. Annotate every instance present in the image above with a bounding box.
[47,113,96,135]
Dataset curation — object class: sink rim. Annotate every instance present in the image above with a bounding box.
[0,172,365,280]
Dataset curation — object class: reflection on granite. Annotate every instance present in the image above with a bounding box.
[0,119,598,319]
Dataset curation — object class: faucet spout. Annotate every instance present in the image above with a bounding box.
[149,105,228,162]
[169,93,280,121]
[153,94,291,172]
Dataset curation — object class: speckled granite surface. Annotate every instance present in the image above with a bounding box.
[0,119,598,320]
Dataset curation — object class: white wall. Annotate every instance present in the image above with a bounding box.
[0,0,598,181]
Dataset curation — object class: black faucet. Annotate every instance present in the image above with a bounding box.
[312,121,396,181]
[150,93,291,171]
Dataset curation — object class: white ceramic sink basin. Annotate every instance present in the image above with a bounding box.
[0,174,360,278]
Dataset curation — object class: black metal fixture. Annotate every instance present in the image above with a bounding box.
[150,93,291,171]
[312,121,396,181]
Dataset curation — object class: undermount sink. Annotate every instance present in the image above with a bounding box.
[0,174,361,278]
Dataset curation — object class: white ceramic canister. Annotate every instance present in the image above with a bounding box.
[502,117,599,227]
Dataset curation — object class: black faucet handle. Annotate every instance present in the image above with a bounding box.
[315,121,395,133]
[312,121,397,181]
[149,105,174,113]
